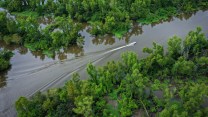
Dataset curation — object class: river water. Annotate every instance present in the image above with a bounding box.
[0,10,208,116]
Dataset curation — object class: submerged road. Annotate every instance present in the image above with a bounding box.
[0,10,208,117]
[0,42,136,117]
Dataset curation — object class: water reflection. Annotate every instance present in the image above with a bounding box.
[31,51,50,60]
[18,46,28,55]
[149,12,197,27]
[150,17,174,27]
[177,11,197,21]
[90,22,143,45]
[63,45,84,58]
[123,22,143,43]
[89,11,198,45]
[57,52,67,60]
[0,75,7,88]
[28,45,84,60]
[0,41,27,53]
[0,10,205,60]
[0,69,10,88]
[0,44,84,88]
[0,10,207,89]
[92,35,115,45]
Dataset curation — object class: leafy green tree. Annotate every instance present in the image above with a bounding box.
[167,36,182,59]
[15,28,208,117]
[15,92,46,117]
[73,95,94,117]
[118,95,138,117]
[15,97,31,117]
[87,63,99,84]
[3,34,22,45]
[160,83,208,117]
[0,50,13,71]
[7,0,23,11]
[159,101,189,117]
[90,21,104,35]
[0,12,8,34]
[103,16,116,33]
[130,0,150,19]
[53,16,83,46]
[196,57,208,75]
[179,83,207,112]
[66,73,82,100]
[121,51,138,73]
[172,57,195,77]
[184,27,208,58]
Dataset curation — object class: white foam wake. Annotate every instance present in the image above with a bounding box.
[104,42,136,54]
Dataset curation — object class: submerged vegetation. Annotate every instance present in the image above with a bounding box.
[0,11,83,57]
[0,49,13,71]
[16,28,208,117]
[0,1,207,116]
[0,0,207,57]
[1,0,208,36]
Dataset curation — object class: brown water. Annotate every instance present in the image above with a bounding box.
[0,10,208,116]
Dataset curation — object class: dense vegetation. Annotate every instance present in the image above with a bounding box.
[1,0,208,36]
[0,10,83,57]
[0,0,207,56]
[0,49,13,71]
[16,28,208,117]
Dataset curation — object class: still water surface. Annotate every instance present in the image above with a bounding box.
[0,10,208,116]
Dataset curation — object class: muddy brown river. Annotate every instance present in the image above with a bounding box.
[0,10,208,117]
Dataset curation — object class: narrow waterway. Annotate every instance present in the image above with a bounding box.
[0,10,208,116]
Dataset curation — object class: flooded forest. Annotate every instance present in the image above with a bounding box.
[0,0,208,117]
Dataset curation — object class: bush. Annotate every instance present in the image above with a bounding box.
[0,50,13,71]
